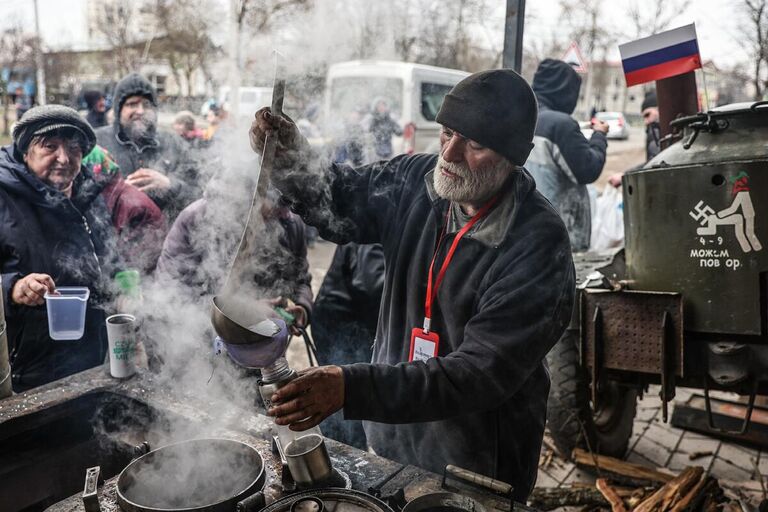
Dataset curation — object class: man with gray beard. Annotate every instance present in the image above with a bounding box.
[249,69,575,500]
[96,73,201,223]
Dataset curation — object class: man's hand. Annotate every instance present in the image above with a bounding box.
[268,297,308,336]
[268,365,345,431]
[126,168,171,192]
[608,172,625,188]
[249,108,309,165]
[12,273,56,306]
[285,303,308,336]
[592,119,610,135]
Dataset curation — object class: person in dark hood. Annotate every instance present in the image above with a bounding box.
[84,90,108,128]
[0,105,119,392]
[248,69,575,500]
[607,90,661,188]
[641,90,660,161]
[363,97,403,160]
[525,58,609,252]
[95,73,202,222]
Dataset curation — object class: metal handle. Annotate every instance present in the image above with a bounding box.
[256,75,285,199]
[443,464,513,496]
[82,466,101,512]
[221,60,285,295]
[237,491,266,512]
[133,441,151,459]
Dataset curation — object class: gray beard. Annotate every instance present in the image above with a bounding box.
[432,155,513,205]
[122,114,157,142]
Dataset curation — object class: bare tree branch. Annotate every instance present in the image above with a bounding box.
[743,0,768,99]
[626,0,692,39]
[0,23,38,134]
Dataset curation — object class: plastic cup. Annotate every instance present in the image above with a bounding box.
[44,287,90,340]
[106,314,137,378]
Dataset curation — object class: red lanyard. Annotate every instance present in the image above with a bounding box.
[423,196,498,332]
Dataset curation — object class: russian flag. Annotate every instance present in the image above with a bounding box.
[619,24,702,87]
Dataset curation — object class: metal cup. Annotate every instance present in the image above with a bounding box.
[106,314,137,378]
[283,433,333,486]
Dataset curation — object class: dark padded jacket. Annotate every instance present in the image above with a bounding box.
[95,73,201,221]
[155,198,313,318]
[525,59,607,251]
[313,243,385,331]
[0,145,116,391]
[273,152,575,500]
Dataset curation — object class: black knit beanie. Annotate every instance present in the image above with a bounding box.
[436,69,537,166]
[641,91,658,112]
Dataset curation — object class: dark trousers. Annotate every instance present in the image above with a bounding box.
[311,315,374,450]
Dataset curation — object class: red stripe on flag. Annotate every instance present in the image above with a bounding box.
[624,54,701,86]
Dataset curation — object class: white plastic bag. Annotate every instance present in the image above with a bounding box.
[590,185,625,251]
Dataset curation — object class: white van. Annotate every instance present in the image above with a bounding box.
[323,60,469,155]
[216,86,273,118]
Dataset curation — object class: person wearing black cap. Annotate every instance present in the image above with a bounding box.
[95,73,201,222]
[526,58,609,252]
[0,105,118,391]
[606,90,661,188]
[248,69,575,499]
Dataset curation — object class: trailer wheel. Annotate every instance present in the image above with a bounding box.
[546,330,637,459]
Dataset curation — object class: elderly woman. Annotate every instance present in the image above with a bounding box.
[0,105,118,392]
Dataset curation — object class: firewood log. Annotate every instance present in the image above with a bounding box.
[633,467,704,512]
[572,448,674,485]
[596,478,628,512]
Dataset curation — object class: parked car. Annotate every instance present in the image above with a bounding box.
[593,111,630,139]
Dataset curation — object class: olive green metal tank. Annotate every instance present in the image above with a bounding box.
[624,102,768,336]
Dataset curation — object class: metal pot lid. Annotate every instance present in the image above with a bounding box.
[262,489,395,512]
[402,492,488,512]
[116,438,266,512]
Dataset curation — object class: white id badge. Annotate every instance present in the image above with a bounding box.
[409,328,440,362]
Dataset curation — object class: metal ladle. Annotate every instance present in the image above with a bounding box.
[211,64,286,345]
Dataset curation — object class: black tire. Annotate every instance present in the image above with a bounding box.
[546,330,638,459]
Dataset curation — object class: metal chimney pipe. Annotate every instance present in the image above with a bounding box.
[657,71,699,148]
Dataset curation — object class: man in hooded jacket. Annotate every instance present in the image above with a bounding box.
[0,105,118,391]
[525,59,609,251]
[95,73,201,222]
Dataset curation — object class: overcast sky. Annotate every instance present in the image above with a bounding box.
[1,0,752,69]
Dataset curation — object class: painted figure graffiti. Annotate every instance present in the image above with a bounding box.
[689,172,762,253]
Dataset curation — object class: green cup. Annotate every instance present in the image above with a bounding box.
[115,270,141,299]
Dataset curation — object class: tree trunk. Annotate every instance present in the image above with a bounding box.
[185,68,194,97]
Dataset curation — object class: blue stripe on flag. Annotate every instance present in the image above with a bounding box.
[622,39,699,73]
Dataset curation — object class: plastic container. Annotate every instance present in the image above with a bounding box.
[44,287,90,340]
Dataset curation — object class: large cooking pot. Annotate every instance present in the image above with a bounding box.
[116,438,266,512]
